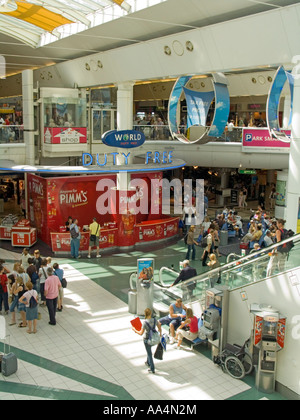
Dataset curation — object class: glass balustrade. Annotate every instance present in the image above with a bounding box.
[133,124,243,142]
[0,125,24,143]
[155,234,300,307]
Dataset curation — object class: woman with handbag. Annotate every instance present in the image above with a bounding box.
[132,308,162,374]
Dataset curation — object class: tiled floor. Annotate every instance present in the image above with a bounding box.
[0,244,286,401]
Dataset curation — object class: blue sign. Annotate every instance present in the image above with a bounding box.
[102,130,146,148]
[183,88,214,128]
[168,74,230,144]
[207,82,230,138]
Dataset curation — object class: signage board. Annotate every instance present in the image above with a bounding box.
[242,128,290,153]
[102,130,146,149]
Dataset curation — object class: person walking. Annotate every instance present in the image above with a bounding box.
[0,264,9,315]
[87,217,101,259]
[70,218,81,259]
[170,260,197,301]
[44,267,61,326]
[132,308,162,374]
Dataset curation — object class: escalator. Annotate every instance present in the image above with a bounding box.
[153,233,300,316]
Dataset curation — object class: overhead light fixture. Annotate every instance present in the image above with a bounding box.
[164,46,171,56]
[186,41,194,52]
[0,0,17,12]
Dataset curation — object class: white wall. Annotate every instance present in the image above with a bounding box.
[227,267,300,396]
[0,145,26,165]
[33,4,300,89]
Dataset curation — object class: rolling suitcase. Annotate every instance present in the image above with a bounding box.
[2,352,18,377]
[1,328,18,377]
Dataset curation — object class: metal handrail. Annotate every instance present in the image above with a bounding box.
[226,253,241,263]
[158,266,179,287]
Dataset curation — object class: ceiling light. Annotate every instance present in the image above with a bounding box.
[186,41,194,52]
[0,0,17,12]
[164,46,171,56]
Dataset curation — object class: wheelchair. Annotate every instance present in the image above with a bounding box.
[213,339,253,380]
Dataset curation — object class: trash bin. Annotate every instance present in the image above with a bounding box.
[128,289,137,314]
[220,230,228,247]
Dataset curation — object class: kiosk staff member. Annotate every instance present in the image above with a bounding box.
[88,217,101,259]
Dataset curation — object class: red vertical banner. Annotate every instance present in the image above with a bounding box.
[111,189,137,247]
[27,174,48,243]
[277,318,286,349]
[254,315,263,346]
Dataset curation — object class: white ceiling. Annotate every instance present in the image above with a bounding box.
[0,0,299,77]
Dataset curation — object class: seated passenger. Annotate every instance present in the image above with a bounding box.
[264,230,274,248]
[157,298,187,344]
[242,223,263,244]
[175,308,198,349]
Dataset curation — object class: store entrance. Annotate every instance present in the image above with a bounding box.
[92,108,117,141]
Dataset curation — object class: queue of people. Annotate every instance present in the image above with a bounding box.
[0,248,65,333]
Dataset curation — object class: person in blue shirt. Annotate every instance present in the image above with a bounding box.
[53,263,64,312]
[70,219,81,259]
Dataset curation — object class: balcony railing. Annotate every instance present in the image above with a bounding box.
[133,124,243,143]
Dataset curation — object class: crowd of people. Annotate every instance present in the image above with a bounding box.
[0,248,65,334]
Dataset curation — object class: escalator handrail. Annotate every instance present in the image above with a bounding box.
[162,233,300,290]
[158,266,179,288]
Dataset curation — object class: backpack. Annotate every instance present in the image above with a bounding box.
[70,226,79,239]
[278,229,295,254]
[146,319,160,346]
[29,293,38,309]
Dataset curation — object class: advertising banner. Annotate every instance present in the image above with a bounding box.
[242,128,290,153]
[207,82,230,138]
[27,174,48,243]
[44,127,87,144]
[136,217,179,243]
[183,88,214,128]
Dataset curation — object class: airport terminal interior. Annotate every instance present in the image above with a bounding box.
[0,0,300,402]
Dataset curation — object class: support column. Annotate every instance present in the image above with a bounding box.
[116,82,134,189]
[22,70,35,166]
[282,95,291,129]
[286,58,300,232]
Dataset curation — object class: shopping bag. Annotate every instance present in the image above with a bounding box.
[154,342,164,360]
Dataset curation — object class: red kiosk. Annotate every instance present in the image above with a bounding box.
[26,171,180,255]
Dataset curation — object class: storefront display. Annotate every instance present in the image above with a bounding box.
[27,172,178,254]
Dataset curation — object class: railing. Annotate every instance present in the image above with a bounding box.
[0,125,24,143]
[133,124,243,143]
[156,233,300,306]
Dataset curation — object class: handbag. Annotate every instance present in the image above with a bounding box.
[61,278,67,288]
[154,342,164,360]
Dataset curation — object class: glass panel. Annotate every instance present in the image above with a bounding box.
[102,110,112,134]
[43,97,86,128]
[154,234,300,307]
[92,109,102,141]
